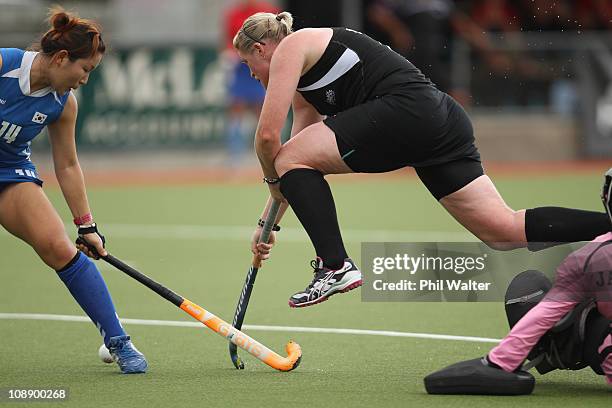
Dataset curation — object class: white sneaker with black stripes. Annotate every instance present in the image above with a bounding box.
[288,257,362,308]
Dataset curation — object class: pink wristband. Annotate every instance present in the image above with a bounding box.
[73,213,93,226]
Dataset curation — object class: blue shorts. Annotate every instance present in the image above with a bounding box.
[0,164,43,193]
[228,63,266,105]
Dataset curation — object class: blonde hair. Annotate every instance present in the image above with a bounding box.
[233,11,293,52]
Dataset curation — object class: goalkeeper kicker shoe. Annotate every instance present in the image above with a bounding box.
[289,258,362,308]
[108,335,148,374]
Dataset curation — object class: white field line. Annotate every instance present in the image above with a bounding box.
[0,313,500,344]
[0,223,476,243]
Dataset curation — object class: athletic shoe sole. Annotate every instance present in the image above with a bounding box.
[288,271,363,308]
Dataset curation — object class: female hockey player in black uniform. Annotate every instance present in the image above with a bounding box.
[234,11,610,308]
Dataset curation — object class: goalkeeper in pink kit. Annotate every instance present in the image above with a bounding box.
[426,168,612,395]
[487,233,612,384]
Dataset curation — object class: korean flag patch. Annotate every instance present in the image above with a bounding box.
[32,112,47,124]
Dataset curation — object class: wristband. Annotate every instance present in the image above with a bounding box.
[257,218,281,231]
[263,176,280,184]
[73,213,93,226]
[77,222,106,247]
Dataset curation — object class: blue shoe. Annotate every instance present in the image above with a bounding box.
[108,335,148,374]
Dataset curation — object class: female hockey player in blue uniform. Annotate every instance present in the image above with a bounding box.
[0,8,147,373]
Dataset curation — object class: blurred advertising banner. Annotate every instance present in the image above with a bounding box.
[74,47,227,149]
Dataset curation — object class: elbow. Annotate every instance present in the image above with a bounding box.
[255,129,280,150]
[54,159,80,174]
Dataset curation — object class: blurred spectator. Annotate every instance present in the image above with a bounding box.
[470,0,520,33]
[222,0,279,165]
[286,0,342,28]
[576,0,612,31]
[366,0,516,106]
[513,0,580,113]
[516,0,574,32]
[465,0,552,107]
[366,0,456,95]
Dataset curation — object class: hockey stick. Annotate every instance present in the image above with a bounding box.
[76,237,301,372]
[229,200,281,369]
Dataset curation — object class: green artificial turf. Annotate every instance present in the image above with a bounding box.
[1,171,610,407]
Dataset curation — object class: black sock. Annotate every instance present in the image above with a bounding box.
[280,168,348,269]
[525,207,610,251]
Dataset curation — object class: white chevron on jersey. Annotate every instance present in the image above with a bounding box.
[297,48,360,92]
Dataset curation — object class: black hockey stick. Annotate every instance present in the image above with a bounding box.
[229,199,281,369]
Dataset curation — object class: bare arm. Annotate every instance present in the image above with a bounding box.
[251,31,325,258]
[255,34,307,180]
[257,86,323,225]
[48,94,91,219]
[259,196,289,226]
[47,93,107,256]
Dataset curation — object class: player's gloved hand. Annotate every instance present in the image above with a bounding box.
[76,223,107,259]
[251,226,276,260]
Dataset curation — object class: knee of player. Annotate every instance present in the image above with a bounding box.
[41,236,78,269]
[478,229,524,251]
[482,240,523,251]
[476,216,525,250]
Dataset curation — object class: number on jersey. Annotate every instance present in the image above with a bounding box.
[0,121,22,144]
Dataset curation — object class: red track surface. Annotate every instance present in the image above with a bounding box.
[37,160,612,187]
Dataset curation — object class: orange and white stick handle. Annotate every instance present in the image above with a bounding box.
[180,299,302,371]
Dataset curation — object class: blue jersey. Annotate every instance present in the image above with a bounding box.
[0,48,70,168]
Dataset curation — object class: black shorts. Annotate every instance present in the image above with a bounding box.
[326,90,483,200]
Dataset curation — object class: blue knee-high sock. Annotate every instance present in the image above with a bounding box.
[57,252,126,346]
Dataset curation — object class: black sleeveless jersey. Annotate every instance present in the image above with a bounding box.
[296,27,434,115]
